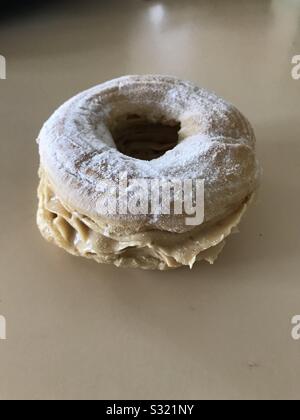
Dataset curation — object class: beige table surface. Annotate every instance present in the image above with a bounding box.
[0,0,300,400]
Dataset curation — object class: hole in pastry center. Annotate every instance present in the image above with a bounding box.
[111,114,181,161]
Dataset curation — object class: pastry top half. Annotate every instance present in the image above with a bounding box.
[38,75,260,237]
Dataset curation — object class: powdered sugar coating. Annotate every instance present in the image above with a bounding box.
[38,75,259,234]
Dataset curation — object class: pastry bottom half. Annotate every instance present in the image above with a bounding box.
[37,170,252,270]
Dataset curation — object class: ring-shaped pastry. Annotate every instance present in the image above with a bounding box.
[37,75,260,270]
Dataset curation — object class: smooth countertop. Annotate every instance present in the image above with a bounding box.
[0,0,300,400]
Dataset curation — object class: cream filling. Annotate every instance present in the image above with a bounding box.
[37,170,253,270]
